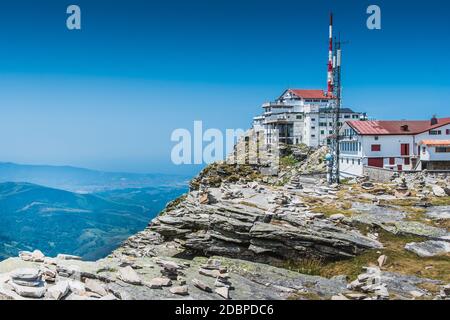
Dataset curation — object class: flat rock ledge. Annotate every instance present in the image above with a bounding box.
[148,185,382,263]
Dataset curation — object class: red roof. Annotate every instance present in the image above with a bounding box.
[419,140,450,146]
[287,89,335,100]
[347,118,450,135]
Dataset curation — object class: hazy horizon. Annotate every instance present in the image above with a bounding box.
[1,0,449,174]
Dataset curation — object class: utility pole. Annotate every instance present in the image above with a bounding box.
[330,38,342,184]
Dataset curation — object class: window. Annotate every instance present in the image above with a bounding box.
[422,147,426,153]
[296,115,302,120]
[311,118,316,122]
[352,115,359,119]
[319,122,327,127]
[311,126,316,130]
[429,130,442,135]
[352,159,355,165]
[374,136,379,141]
[346,158,349,164]
[436,147,450,153]
[311,134,316,138]
[358,159,361,165]
[371,144,381,152]
[404,158,410,165]
[344,115,350,119]
[320,130,325,135]
[389,158,395,165]
[329,130,333,134]
[400,144,410,156]
[446,129,450,135]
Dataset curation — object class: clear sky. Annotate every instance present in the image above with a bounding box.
[0,0,449,174]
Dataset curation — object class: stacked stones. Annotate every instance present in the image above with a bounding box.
[284,175,303,190]
[221,187,244,200]
[347,267,389,300]
[198,259,231,299]
[0,251,117,300]
[8,268,46,299]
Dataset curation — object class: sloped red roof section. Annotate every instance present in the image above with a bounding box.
[420,140,450,146]
[288,89,335,100]
[347,118,450,135]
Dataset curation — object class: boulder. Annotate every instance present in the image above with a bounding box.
[405,241,450,257]
[85,279,108,297]
[69,280,86,296]
[432,185,446,197]
[47,281,70,300]
[31,250,45,262]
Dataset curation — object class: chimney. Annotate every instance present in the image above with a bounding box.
[431,115,438,126]
[401,124,409,132]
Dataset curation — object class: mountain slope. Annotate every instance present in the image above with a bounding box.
[0,182,187,260]
[0,162,189,193]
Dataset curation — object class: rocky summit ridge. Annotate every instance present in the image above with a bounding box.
[1,147,449,300]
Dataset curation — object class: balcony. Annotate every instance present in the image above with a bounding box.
[262,102,294,109]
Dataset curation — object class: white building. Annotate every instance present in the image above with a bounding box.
[253,89,365,147]
[339,117,450,178]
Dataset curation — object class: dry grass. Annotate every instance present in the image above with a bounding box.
[279,257,324,276]
[319,229,450,282]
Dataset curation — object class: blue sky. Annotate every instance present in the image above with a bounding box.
[0,0,449,174]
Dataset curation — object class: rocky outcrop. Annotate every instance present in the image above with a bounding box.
[147,184,381,263]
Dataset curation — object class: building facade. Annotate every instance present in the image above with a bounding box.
[338,117,450,177]
[253,89,365,147]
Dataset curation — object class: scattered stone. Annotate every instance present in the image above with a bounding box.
[85,279,108,297]
[56,254,82,261]
[118,266,142,285]
[100,293,119,300]
[215,286,230,299]
[169,285,189,296]
[69,280,86,296]
[47,281,70,300]
[329,214,345,222]
[409,290,425,298]
[146,277,172,289]
[361,182,375,190]
[377,255,388,268]
[432,185,446,197]
[31,250,45,262]
[331,294,349,300]
[344,292,367,300]
[192,278,212,293]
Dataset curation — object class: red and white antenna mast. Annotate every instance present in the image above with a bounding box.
[327,12,334,95]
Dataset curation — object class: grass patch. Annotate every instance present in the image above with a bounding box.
[310,204,354,217]
[429,197,450,206]
[239,201,261,209]
[278,257,324,276]
[319,229,450,282]
[287,291,323,300]
[280,155,299,168]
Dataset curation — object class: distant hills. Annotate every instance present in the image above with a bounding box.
[0,162,189,193]
[0,162,189,261]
